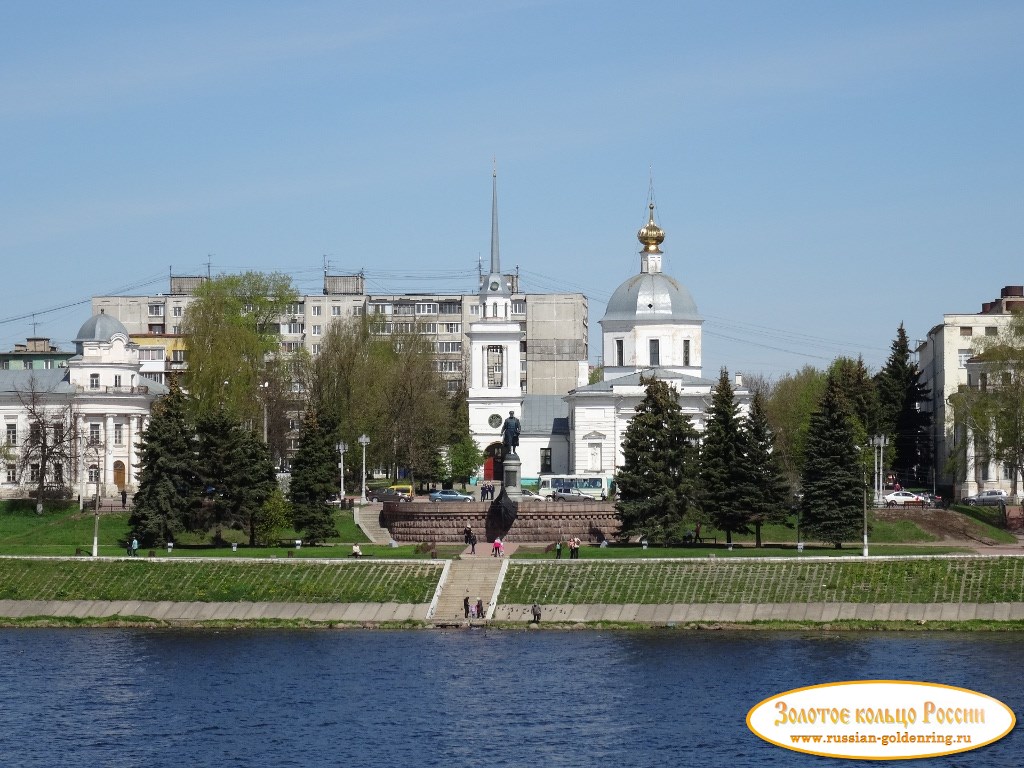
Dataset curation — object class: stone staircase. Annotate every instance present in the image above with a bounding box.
[429,555,507,624]
[353,503,394,546]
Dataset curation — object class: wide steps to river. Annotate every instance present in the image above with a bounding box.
[430,552,509,623]
[353,502,394,546]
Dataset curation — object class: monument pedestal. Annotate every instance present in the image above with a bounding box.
[502,452,522,498]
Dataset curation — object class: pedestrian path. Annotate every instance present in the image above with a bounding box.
[428,553,508,624]
[353,502,394,546]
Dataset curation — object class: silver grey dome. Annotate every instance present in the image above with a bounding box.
[601,272,701,325]
[74,312,130,343]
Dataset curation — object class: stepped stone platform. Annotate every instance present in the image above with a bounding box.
[382,499,620,545]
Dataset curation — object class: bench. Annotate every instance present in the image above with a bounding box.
[682,535,717,545]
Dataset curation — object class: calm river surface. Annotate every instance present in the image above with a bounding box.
[0,628,1020,767]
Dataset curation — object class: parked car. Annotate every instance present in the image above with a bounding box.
[429,488,474,503]
[883,490,925,507]
[964,489,1009,506]
[550,488,590,502]
[367,487,412,503]
[519,488,541,499]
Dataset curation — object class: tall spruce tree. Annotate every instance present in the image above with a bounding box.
[615,376,700,543]
[130,384,198,546]
[875,324,932,486]
[233,429,278,546]
[736,391,790,547]
[700,369,748,544]
[799,373,863,548]
[193,407,260,545]
[288,410,339,543]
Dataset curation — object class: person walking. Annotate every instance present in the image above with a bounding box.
[555,540,562,559]
[469,532,477,556]
[130,536,139,557]
[531,603,542,623]
[120,489,127,509]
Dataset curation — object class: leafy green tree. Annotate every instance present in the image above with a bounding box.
[799,373,862,548]
[449,436,483,488]
[764,366,828,489]
[700,369,748,544]
[253,488,290,547]
[615,376,700,543]
[130,384,197,546]
[875,324,932,486]
[288,410,339,543]
[737,391,791,547]
[233,428,278,546]
[181,271,297,424]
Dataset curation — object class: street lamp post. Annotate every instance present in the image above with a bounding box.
[259,381,270,444]
[358,434,371,503]
[336,441,348,500]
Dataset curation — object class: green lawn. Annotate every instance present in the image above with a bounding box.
[499,557,1024,605]
[0,558,442,603]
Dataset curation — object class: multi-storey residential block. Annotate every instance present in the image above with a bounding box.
[92,274,588,396]
[917,285,1024,499]
[0,337,74,371]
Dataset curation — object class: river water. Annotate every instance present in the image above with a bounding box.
[0,628,1019,767]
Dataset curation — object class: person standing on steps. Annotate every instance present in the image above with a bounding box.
[531,603,541,623]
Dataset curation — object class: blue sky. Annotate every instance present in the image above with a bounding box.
[2,1,1022,379]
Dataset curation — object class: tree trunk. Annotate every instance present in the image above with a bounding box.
[755,521,762,548]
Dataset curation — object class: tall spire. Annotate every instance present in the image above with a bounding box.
[490,160,500,274]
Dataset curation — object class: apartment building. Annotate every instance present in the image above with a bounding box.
[92,274,589,395]
[0,337,74,371]
[917,285,1024,498]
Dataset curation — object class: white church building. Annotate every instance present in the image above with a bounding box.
[468,182,749,484]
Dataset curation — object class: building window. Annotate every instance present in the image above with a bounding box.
[24,360,34,370]
[148,304,164,317]
[53,464,63,484]
[283,322,303,335]
[139,347,165,361]
[281,342,299,353]
[444,323,461,334]
[982,462,990,481]
[148,324,164,334]
[311,325,322,336]
[370,304,390,316]
[470,305,480,316]
[958,349,972,368]
[44,359,54,369]
[88,465,100,483]
[986,326,997,336]
[684,339,691,367]
[114,424,123,445]
[171,350,186,363]
[960,326,973,337]
[511,301,526,315]
[446,380,461,393]
[435,360,463,373]
[30,464,39,482]
[311,305,322,316]
[0,361,7,369]
[649,339,660,367]
[418,323,437,334]
[1003,464,1014,481]
[172,306,183,317]
[89,424,100,444]
[331,305,342,316]
[353,306,364,316]
[5,464,15,483]
[416,303,439,315]
[285,303,303,315]
[436,341,462,353]
[440,302,461,315]
[89,373,100,390]
[615,339,624,367]
[394,304,415,316]
[540,448,552,474]
[142,372,164,384]
[5,424,16,445]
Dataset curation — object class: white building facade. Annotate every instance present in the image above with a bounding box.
[917,285,1024,499]
[1,312,166,502]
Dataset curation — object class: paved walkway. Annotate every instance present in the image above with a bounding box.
[353,502,394,546]
[428,551,508,623]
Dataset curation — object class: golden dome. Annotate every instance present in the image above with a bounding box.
[637,203,664,254]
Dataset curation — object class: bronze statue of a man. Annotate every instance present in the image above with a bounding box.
[501,410,521,456]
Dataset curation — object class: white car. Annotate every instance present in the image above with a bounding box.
[884,490,924,507]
